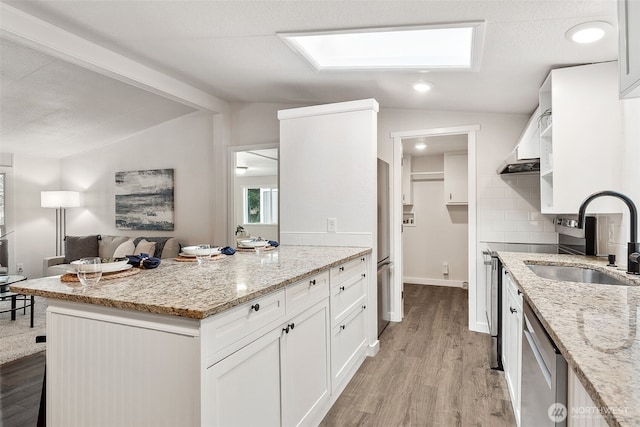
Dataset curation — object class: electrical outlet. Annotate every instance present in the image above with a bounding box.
[327,218,337,232]
[16,263,24,274]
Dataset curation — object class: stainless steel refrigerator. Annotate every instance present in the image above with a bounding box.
[377,159,391,336]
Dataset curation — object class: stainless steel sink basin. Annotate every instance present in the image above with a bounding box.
[526,264,628,285]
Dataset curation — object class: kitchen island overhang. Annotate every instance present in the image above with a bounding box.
[12,246,373,427]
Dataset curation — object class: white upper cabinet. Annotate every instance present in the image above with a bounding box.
[539,62,624,214]
[619,0,640,98]
[444,152,468,205]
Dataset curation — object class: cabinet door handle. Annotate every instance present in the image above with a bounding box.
[309,279,316,286]
[510,307,517,314]
[251,303,260,312]
[282,323,295,334]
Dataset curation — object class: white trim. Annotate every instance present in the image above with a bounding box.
[0,3,228,113]
[389,124,481,332]
[277,99,379,120]
[403,277,466,288]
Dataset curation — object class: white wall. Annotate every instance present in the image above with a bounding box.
[403,155,468,285]
[60,111,216,252]
[10,154,61,279]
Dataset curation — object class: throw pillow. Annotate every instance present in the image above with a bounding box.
[133,239,157,257]
[64,235,100,263]
[98,235,131,259]
[113,239,136,258]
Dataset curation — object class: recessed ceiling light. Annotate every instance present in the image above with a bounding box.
[278,22,486,71]
[413,81,432,93]
[415,142,427,150]
[565,21,612,44]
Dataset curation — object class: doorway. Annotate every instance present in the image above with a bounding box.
[390,125,481,332]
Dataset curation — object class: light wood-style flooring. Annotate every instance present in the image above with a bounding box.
[0,285,515,427]
[320,284,516,427]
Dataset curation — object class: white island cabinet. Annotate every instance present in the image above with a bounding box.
[12,246,371,427]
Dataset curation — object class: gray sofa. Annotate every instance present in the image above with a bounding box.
[43,235,182,277]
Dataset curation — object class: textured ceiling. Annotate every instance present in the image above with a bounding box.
[0,0,620,158]
[0,38,196,159]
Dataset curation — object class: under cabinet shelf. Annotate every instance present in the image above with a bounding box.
[411,171,444,181]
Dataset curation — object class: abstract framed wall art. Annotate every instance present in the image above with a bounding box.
[115,169,174,231]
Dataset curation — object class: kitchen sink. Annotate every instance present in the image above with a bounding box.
[526,264,629,286]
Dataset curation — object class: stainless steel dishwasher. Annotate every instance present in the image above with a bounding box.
[521,302,568,426]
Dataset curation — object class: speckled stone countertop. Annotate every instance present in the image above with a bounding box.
[498,252,640,427]
[10,246,371,320]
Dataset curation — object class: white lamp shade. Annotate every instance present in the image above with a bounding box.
[41,191,81,208]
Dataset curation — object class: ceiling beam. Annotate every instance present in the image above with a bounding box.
[0,3,229,114]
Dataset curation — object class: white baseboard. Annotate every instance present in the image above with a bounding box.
[403,276,466,288]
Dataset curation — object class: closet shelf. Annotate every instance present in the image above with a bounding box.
[411,171,444,181]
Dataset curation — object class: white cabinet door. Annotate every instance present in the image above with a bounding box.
[444,152,468,205]
[539,62,624,214]
[331,299,367,391]
[402,155,413,205]
[204,328,282,427]
[503,271,523,426]
[619,0,640,98]
[282,300,331,427]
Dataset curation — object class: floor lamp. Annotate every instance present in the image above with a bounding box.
[41,191,81,257]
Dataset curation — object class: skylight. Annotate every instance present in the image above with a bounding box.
[278,22,485,71]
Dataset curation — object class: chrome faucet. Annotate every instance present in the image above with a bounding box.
[577,191,639,275]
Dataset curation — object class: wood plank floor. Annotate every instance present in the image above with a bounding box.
[0,351,44,427]
[0,285,515,427]
[320,284,516,427]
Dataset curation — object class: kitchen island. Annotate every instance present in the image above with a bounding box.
[498,252,640,427]
[11,246,373,427]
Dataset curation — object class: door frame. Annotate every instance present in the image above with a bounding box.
[389,125,483,332]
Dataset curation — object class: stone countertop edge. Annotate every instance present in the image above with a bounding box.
[497,251,640,427]
[10,246,372,321]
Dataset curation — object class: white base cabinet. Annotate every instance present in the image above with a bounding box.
[45,255,370,427]
[205,299,331,427]
[502,268,523,426]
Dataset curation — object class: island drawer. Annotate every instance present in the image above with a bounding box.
[330,256,367,286]
[286,271,329,316]
[331,269,367,324]
[202,289,285,366]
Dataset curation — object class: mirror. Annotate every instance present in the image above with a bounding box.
[229,147,279,246]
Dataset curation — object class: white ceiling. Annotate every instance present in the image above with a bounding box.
[236,149,278,177]
[0,0,619,159]
[403,134,468,157]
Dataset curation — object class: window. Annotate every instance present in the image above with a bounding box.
[244,187,278,225]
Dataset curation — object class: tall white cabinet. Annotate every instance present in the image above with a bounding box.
[278,99,379,411]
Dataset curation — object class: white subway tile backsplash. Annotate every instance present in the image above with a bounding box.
[479,171,556,245]
[504,210,529,221]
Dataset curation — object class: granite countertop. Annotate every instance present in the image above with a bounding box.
[498,252,640,427]
[10,246,371,320]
